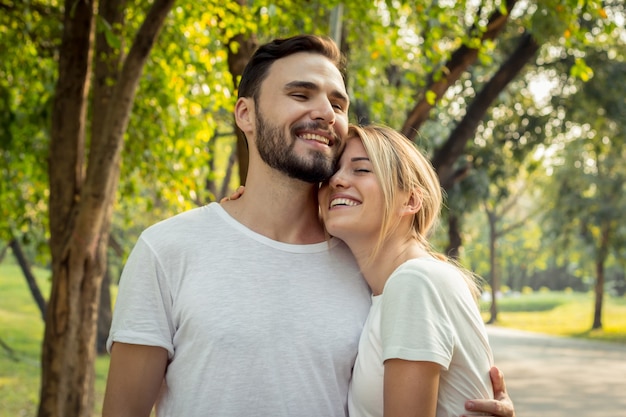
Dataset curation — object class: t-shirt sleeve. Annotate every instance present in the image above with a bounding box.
[380,265,455,370]
[106,235,175,357]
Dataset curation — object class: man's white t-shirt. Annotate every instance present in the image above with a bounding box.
[348,258,494,417]
[107,203,371,417]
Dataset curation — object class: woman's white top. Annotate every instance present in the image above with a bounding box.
[348,257,494,417]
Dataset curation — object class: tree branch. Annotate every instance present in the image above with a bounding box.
[79,0,176,249]
[401,0,519,140]
[433,32,539,189]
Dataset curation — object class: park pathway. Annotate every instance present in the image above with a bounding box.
[487,325,626,417]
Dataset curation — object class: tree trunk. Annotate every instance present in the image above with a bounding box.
[91,0,126,356]
[97,267,113,354]
[487,210,499,324]
[39,237,104,417]
[97,236,124,354]
[592,224,610,330]
[227,31,257,185]
[0,336,18,361]
[39,1,96,414]
[9,238,47,319]
[0,243,8,262]
[400,0,519,141]
[220,144,239,199]
[433,32,540,189]
[39,0,175,415]
[446,214,462,260]
[592,258,604,330]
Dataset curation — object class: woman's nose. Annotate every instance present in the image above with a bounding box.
[328,169,348,188]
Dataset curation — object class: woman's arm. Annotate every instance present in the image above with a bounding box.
[102,342,169,417]
[384,359,440,417]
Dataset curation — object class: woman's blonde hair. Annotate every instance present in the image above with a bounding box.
[349,124,481,300]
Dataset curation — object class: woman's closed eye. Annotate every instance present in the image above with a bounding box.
[355,168,371,173]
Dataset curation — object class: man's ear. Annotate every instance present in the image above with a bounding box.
[234,97,254,134]
[400,190,422,217]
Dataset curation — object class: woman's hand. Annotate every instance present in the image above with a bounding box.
[220,185,245,203]
[462,367,515,417]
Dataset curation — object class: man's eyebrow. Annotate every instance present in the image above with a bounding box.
[284,80,317,91]
[284,81,349,104]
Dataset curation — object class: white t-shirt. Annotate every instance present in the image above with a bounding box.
[348,258,494,417]
[107,203,371,417]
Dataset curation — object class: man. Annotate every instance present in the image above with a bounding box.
[103,35,514,417]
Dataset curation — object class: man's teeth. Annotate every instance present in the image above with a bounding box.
[300,133,329,145]
[330,198,359,208]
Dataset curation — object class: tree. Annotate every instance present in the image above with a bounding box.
[8,239,47,319]
[543,53,626,330]
[39,0,176,415]
[483,179,541,323]
[347,0,616,206]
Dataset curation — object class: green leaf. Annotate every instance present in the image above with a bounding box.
[425,90,437,105]
[96,15,121,49]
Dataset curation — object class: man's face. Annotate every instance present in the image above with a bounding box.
[253,52,350,183]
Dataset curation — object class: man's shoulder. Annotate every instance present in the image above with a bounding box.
[142,204,220,236]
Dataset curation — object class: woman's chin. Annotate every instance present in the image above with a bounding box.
[326,228,350,243]
[324,224,343,239]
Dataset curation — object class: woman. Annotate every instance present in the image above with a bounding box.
[318,124,495,417]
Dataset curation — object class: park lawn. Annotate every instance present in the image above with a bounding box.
[0,263,110,417]
[481,291,626,343]
[1,261,625,416]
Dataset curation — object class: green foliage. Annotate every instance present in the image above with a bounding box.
[2,0,624,316]
[480,291,571,312]
[0,1,59,261]
[540,49,626,278]
[96,15,121,49]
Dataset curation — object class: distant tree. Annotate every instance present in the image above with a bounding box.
[8,239,47,319]
[543,54,626,330]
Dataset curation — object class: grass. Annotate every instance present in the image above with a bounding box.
[1,261,625,416]
[480,291,626,343]
[0,262,110,417]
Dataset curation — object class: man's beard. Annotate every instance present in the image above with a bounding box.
[255,109,338,183]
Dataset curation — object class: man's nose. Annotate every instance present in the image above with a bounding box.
[310,98,335,124]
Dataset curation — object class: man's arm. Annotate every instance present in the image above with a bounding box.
[102,342,169,417]
[462,366,515,417]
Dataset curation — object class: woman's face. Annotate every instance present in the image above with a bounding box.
[318,136,385,243]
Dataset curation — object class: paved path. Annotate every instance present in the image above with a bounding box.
[486,325,626,417]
